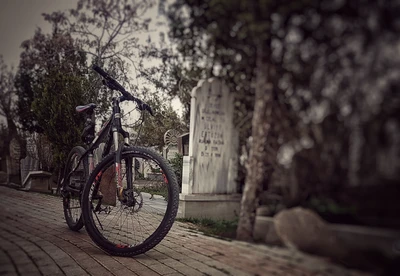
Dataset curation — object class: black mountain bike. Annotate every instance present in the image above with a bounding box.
[61,65,179,256]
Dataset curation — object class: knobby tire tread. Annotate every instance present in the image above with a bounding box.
[63,146,87,231]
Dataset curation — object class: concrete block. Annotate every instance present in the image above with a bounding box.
[178,193,241,220]
[22,171,52,193]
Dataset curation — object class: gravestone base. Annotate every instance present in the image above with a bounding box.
[178,193,241,220]
[21,171,52,193]
[0,172,7,184]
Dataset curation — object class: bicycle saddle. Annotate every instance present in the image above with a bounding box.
[76,103,97,113]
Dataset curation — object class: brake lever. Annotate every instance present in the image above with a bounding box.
[136,102,154,116]
[143,103,154,116]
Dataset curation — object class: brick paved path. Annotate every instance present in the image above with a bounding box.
[0,186,371,276]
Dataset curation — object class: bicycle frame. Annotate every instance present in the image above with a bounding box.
[63,65,178,257]
[64,96,132,201]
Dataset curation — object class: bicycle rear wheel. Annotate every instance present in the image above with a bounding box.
[62,146,87,231]
[81,146,179,256]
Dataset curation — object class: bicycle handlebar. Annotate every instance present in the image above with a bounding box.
[92,65,154,116]
[92,65,108,79]
[93,65,129,96]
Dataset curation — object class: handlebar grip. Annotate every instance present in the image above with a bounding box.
[135,99,154,116]
[92,65,109,79]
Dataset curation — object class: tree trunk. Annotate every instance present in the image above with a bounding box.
[236,44,275,241]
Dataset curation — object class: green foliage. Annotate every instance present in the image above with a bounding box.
[169,153,183,192]
[176,217,238,239]
[0,57,26,163]
[307,197,356,215]
[133,94,187,151]
[0,55,18,139]
[15,29,93,168]
[32,72,90,165]
[136,184,168,201]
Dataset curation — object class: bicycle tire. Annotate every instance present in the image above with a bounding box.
[62,146,87,231]
[81,146,179,256]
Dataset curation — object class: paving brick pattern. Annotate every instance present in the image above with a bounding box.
[0,186,371,276]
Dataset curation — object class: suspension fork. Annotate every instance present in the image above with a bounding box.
[114,134,131,197]
[113,130,124,201]
[112,96,131,202]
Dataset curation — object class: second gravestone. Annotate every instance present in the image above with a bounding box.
[179,78,240,219]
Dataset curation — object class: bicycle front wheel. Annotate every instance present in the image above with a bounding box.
[81,146,179,256]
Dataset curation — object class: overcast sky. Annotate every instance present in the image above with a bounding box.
[0,0,78,68]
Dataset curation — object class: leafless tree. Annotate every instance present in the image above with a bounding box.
[43,0,156,87]
[0,55,17,149]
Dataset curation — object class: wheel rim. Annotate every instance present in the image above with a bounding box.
[65,153,84,226]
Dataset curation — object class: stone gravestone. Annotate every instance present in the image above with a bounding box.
[177,133,190,156]
[179,78,240,219]
[163,129,180,160]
